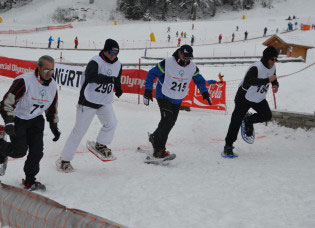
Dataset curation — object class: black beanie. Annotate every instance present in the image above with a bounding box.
[263,46,278,60]
[103,39,119,52]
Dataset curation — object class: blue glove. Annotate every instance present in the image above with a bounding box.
[207,80,217,84]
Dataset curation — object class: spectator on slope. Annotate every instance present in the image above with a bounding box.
[0,55,60,190]
[231,33,235,42]
[56,39,123,172]
[176,31,179,37]
[222,46,279,158]
[167,34,171,43]
[219,34,222,43]
[177,37,181,47]
[263,27,267,37]
[74,36,79,49]
[143,45,216,161]
[244,31,248,40]
[57,37,63,49]
[48,36,54,48]
[191,35,195,46]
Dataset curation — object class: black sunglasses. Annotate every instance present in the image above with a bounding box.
[271,58,278,62]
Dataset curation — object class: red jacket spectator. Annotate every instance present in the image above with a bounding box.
[74,37,78,49]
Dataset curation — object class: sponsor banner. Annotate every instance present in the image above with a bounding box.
[0,56,36,78]
[120,69,157,96]
[49,24,73,30]
[182,81,226,111]
[53,63,85,89]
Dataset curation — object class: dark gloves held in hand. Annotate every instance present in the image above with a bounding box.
[50,122,61,142]
[4,122,15,136]
[143,89,153,106]
[115,87,123,98]
[202,92,212,105]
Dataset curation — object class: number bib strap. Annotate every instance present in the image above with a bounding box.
[162,57,196,100]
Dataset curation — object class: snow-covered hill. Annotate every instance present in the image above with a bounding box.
[0,0,315,27]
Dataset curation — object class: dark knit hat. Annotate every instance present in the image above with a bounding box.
[103,39,119,52]
[180,44,193,58]
[263,46,278,60]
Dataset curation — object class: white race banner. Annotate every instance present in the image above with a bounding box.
[53,63,85,89]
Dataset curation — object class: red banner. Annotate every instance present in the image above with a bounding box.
[48,24,73,30]
[0,57,226,110]
[182,81,226,111]
[120,69,157,97]
[0,56,36,78]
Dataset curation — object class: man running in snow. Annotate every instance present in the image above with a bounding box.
[143,45,216,160]
[56,39,123,172]
[0,55,60,190]
[223,46,279,158]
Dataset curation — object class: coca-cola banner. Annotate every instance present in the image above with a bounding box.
[0,56,37,78]
[182,81,226,111]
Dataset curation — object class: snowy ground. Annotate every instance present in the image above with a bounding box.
[1,0,315,228]
[0,81,314,228]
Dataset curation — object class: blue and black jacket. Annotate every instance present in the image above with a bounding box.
[145,51,208,105]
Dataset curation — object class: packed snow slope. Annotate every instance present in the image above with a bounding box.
[0,1,315,228]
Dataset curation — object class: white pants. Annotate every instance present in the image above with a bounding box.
[60,104,117,161]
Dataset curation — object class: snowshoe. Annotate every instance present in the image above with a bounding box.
[86,140,117,162]
[241,113,255,144]
[221,146,238,158]
[137,147,176,164]
[22,179,46,192]
[56,158,74,173]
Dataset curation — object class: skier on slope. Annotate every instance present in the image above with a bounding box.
[56,39,123,172]
[143,45,216,161]
[223,46,279,158]
[48,36,54,48]
[0,55,60,190]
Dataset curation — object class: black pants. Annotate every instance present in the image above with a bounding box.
[225,88,272,146]
[0,115,44,181]
[152,99,180,150]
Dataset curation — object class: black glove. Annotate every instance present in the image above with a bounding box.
[4,122,15,136]
[143,89,153,106]
[202,92,212,105]
[50,122,61,142]
[115,87,123,98]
